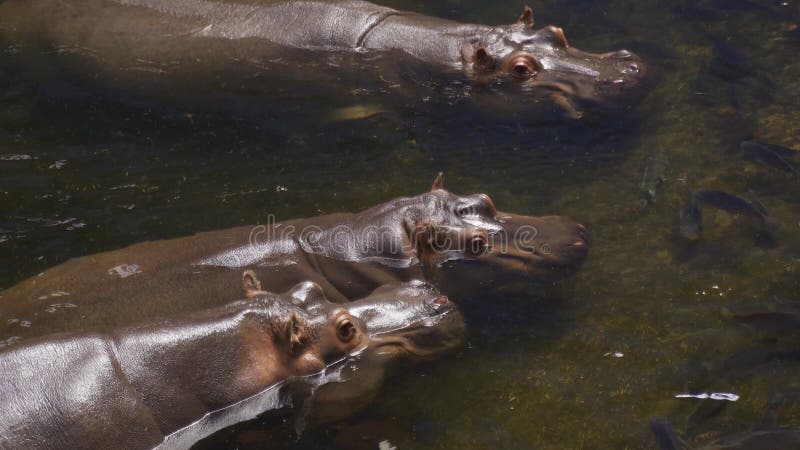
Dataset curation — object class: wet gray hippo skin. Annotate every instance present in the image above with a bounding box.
[0,0,648,118]
[0,175,588,341]
[0,277,465,450]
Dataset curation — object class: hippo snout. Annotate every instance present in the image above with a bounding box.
[484,214,590,281]
[598,50,648,94]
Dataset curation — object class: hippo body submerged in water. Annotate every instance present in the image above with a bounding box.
[0,176,588,341]
[0,0,649,120]
[0,275,465,449]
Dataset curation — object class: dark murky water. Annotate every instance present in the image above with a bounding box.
[2,0,800,448]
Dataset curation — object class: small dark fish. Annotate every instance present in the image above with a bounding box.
[723,345,800,376]
[741,140,799,177]
[755,392,786,431]
[650,416,686,450]
[701,0,783,17]
[704,32,775,88]
[694,189,780,233]
[721,307,800,334]
[680,188,703,240]
[688,398,728,432]
[712,429,800,449]
[670,4,721,21]
[638,153,668,202]
[694,62,713,98]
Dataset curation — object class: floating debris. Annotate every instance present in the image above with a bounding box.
[603,352,624,358]
[108,264,143,278]
[378,441,398,450]
[0,336,21,349]
[37,291,71,300]
[675,392,739,401]
[43,303,77,314]
[48,160,67,170]
[324,104,390,123]
[0,154,37,161]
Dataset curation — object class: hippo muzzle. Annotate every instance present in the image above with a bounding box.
[485,214,590,281]
[347,280,466,362]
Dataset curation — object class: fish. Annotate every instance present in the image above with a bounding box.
[741,140,799,177]
[703,31,775,88]
[638,153,668,202]
[649,416,686,450]
[721,307,800,334]
[694,189,780,233]
[711,429,800,448]
[679,188,703,240]
[723,345,800,377]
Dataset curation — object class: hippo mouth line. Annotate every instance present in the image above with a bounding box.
[369,311,464,360]
[489,244,588,280]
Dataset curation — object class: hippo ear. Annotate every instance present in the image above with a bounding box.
[242,270,268,299]
[431,172,444,191]
[473,47,496,72]
[405,218,448,269]
[285,311,307,352]
[517,5,534,29]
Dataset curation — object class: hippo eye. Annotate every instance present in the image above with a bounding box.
[505,54,540,80]
[457,206,471,216]
[513,63,532,78]
[336,318,357,342]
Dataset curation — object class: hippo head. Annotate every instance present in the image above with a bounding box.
[297,174,588,293]
[242,275,465,425]
[402,173,589,287]
[270,278,466,426]
[242,272,373,376]
[462,6,649,118]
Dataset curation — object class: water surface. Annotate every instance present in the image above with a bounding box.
[2,0,800,448]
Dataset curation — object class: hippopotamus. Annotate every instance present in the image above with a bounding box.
[0,0,649,120]
[0,274,465,449]
[0,174,588,341]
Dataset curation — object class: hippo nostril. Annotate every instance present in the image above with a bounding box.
[622,63,639,74]
[468,234,488,256]
[434,296,449,306]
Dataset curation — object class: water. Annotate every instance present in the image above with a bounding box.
[2,0,800,448]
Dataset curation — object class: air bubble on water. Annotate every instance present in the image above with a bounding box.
[108,264,143,278]
[0,337,21,349]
